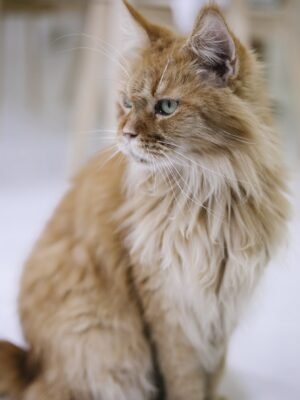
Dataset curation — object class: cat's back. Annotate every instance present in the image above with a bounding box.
[19,149,129,335]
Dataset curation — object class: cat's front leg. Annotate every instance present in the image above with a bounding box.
[135,268,226,400]
[154,328,226,400]
[132,267,205,398]
[205,355,227,400]
[152,321,207,400]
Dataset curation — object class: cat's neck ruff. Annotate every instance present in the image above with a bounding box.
[121,156,245,270]
[124,154,253,209]
[119,152,272,284]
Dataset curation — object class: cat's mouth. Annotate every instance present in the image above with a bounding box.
[128,149,149,164]
[118,140,150,164]
[118,137,153,165]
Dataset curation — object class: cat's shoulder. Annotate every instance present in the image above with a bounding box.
[73,148,127,193]
[63,148,127,231]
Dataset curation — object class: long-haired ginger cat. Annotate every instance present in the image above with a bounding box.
[0,1,289,399]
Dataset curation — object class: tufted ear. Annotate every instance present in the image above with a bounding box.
[122,0,172,43]
[188,5,238,84]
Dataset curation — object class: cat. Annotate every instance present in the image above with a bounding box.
[0,1,290,399]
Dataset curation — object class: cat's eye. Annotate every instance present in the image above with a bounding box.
[155,99,178,116]
[123,96,133,109]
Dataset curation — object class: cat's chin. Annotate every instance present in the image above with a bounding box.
[128,151,150,165]
[118,142,169,171]
[118,143,151,165]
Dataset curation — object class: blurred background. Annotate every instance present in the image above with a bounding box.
[0,0,299,399]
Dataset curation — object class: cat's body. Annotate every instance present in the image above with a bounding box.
[0,2,289,400]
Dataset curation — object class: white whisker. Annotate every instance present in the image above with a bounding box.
[157,139,254,191]
[59,46,129,77]
[157,58,171,93]
[53,33,129,68]
[163,152,224,222]
[97,145,120,171]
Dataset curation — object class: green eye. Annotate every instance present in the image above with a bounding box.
[155,99,178,116]
[123,96,132,109]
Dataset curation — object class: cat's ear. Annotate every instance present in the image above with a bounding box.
[188,5,238,84]
[122,0,172,42]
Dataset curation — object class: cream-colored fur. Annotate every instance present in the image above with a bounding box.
[0,2,289,400]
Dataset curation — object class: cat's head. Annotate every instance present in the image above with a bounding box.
[117,1,266,170]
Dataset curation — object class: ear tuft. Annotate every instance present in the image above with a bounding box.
[188,6,238,83]
[122,0,171,42]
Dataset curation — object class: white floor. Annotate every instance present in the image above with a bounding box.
[1,111,300,400]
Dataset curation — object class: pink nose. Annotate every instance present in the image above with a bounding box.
[123,131,138,140]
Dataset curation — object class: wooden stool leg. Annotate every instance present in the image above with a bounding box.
[68,1,108,174]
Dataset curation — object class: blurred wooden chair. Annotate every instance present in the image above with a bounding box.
[0,0,86,117]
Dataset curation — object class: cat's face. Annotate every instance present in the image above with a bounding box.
[117,2,256,169]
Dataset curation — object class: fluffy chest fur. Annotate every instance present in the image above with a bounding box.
[119,162,270,371]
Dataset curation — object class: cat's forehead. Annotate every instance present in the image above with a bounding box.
[126,46,190,100]
[127,68,154,99]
